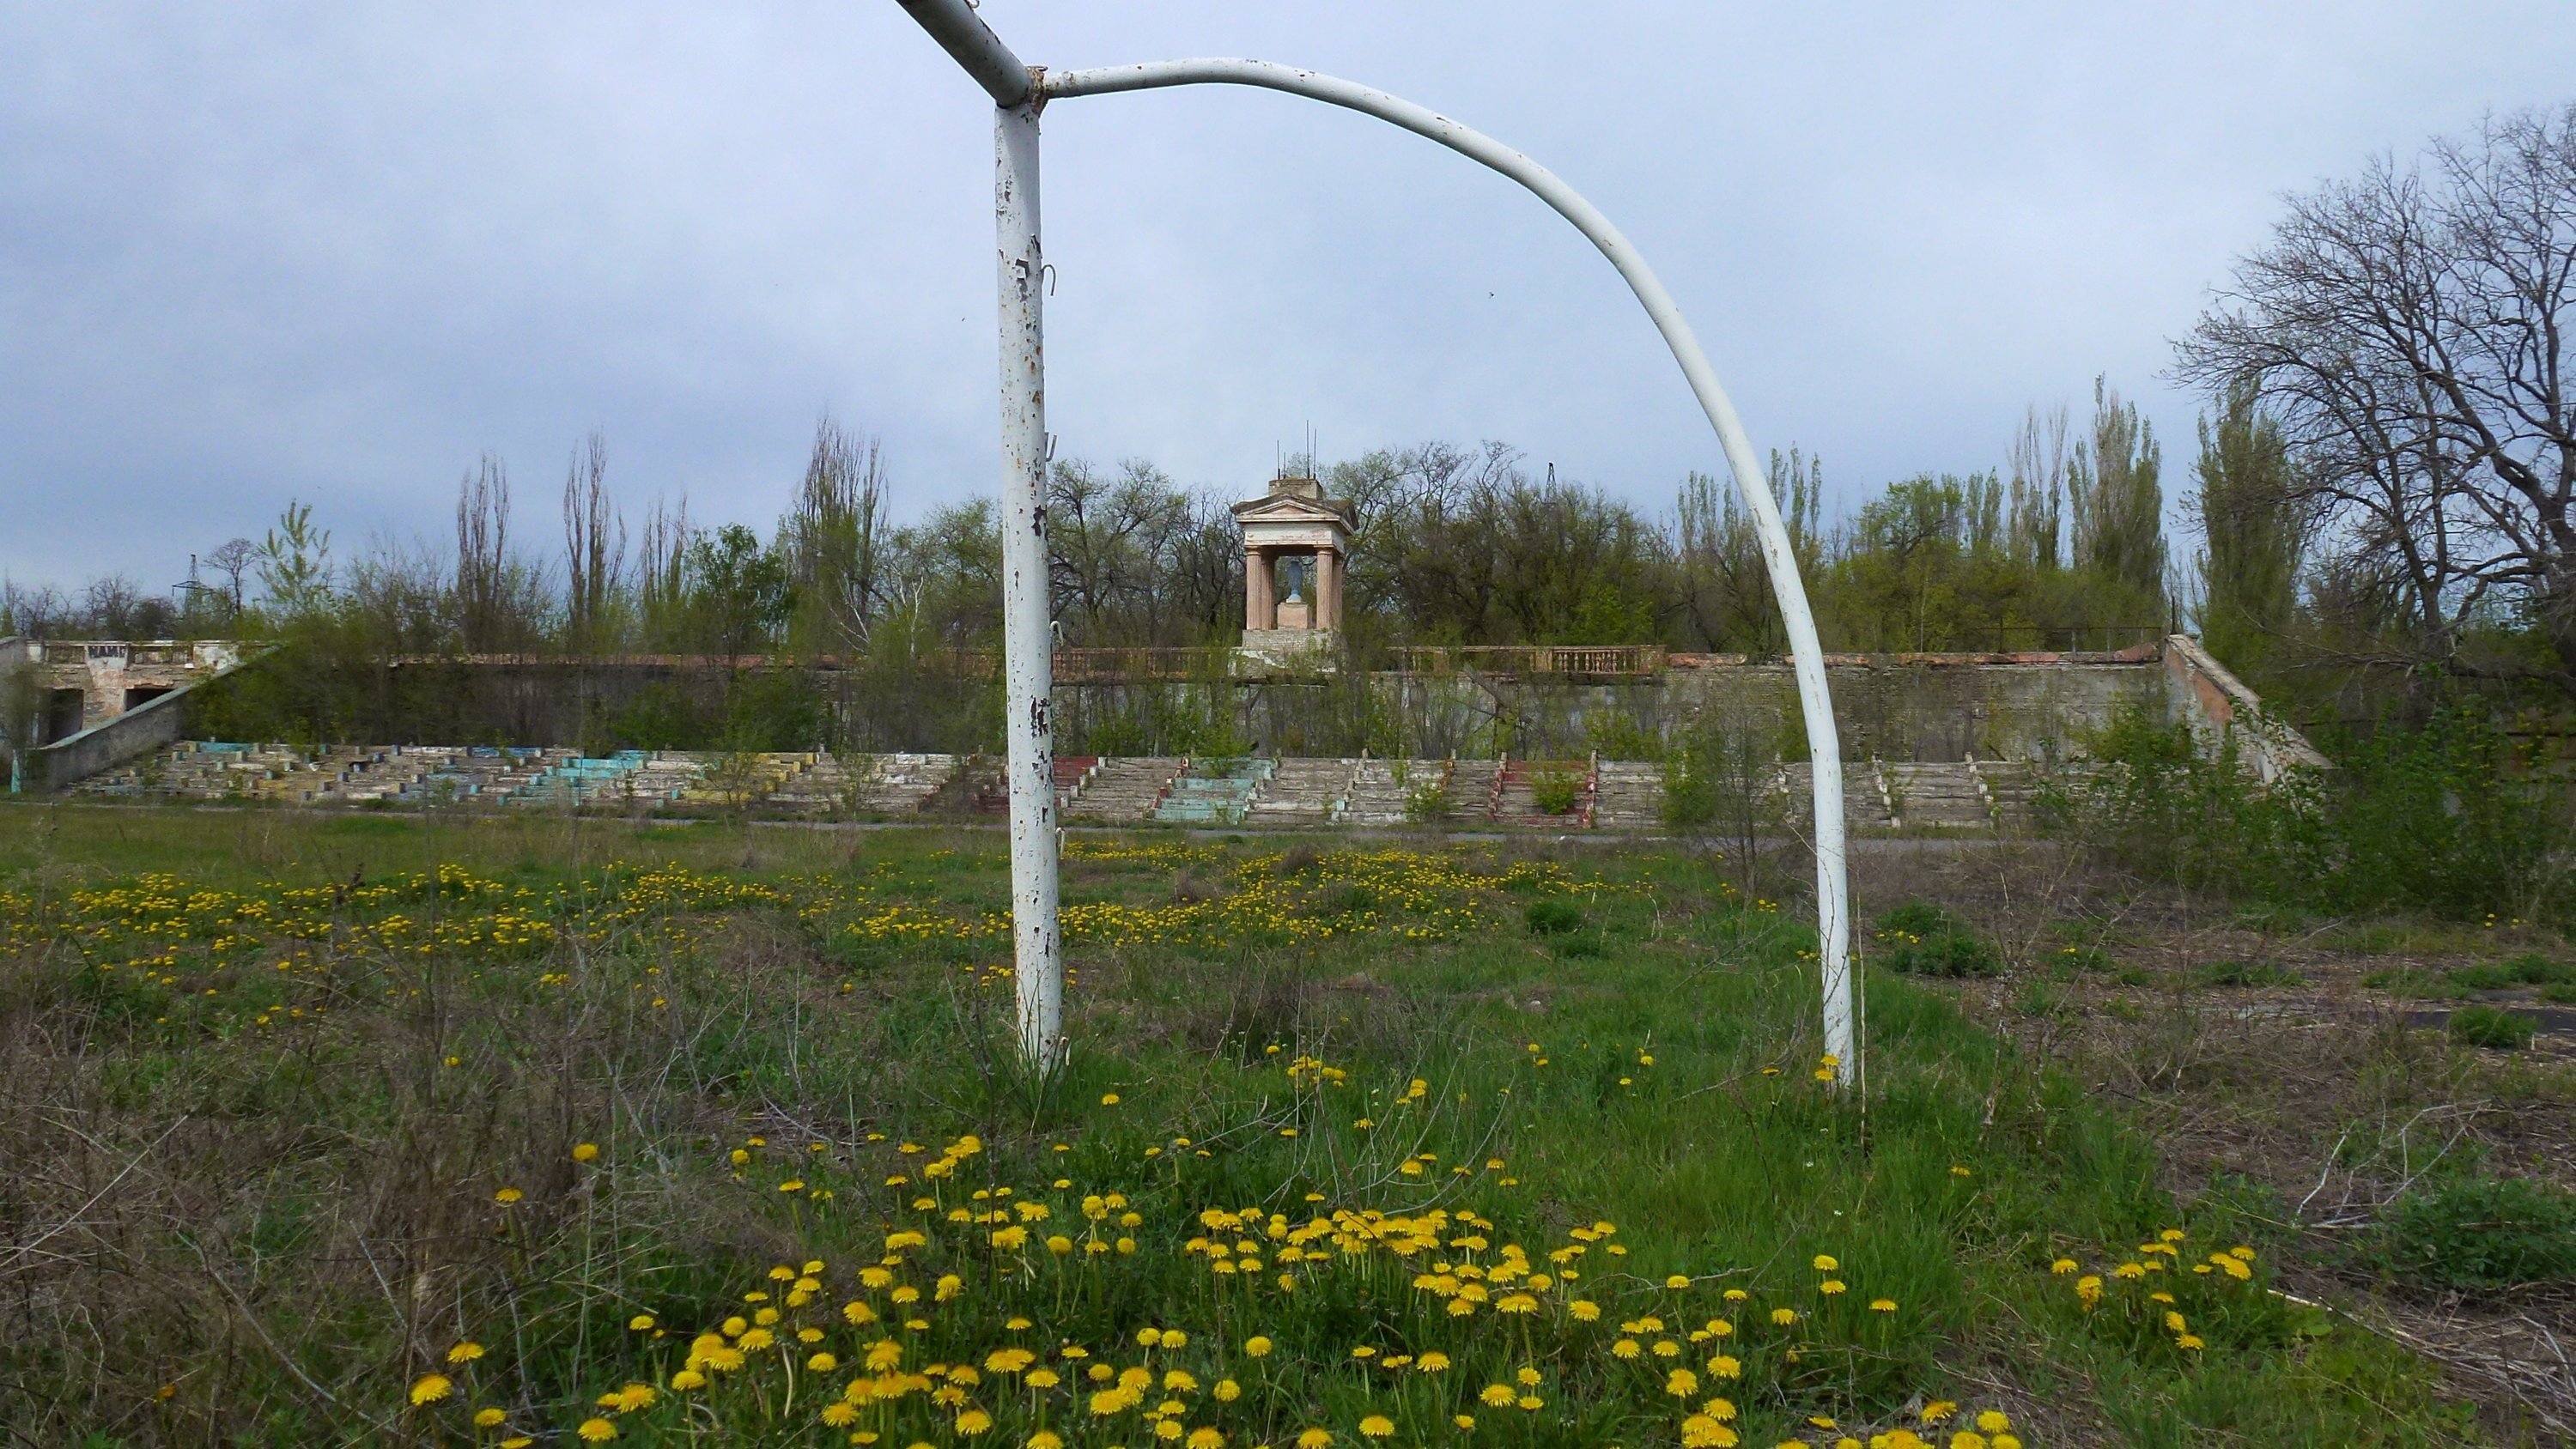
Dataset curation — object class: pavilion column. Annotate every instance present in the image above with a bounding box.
[1315,548,1341,631]
[1245,548,1276,630]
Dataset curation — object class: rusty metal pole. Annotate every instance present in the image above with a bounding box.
[993,99,1064,1076]
[895,0,1062,1075]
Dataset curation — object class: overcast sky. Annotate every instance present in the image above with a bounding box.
[4,2,2573,591]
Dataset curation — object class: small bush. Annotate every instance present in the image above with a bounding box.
[2361,967,2476,1000]
[2054,701,2569,923]
[1529,766,1584,816]
[2197,959,2304,988]
[2449,954,2573,991]
[1524,899,1584,937]
[1873,900,2000,978]
[2447,1004,2537,1050]
[2378,1176,2576,1287]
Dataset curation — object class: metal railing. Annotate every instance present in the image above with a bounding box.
[1390,645,1668,677]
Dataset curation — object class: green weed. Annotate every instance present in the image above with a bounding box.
[2446,1005,2538,1050]
[2376,1176,2576,1287]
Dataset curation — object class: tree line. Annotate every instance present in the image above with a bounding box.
[5,385,2181,661]
[8,103,2573,736]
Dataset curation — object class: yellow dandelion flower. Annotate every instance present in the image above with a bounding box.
[572,1143,600,1162]
[447,1341,485,1365]
[576,1419,617,1443]
[410,1374,454,1406]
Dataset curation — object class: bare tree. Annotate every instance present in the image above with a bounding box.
[2007,404,2069,572]
[562,431,624,658]
[635,494,693,651]
[455,453,513,654]
[206,538,257,617]
[2178,105,2576,692]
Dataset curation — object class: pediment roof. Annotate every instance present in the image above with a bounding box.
[1231,491,1355,529]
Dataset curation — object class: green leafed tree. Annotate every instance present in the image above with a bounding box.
[2069,375,2168,603]
[2191,380,2306,672]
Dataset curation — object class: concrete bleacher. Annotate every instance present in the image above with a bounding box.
[1245,757,1355,825]
[1590,760,1663,830]
[1440,758,1504,827]
[1151,758,1274,825]
[1063,756,1184,822]
[72,740,2081,834]
[1876,761,1993,830]
[1491,759,1591,826]
[1338,757,1437,825]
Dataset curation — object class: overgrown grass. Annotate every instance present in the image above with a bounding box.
[0,803,2475,1446]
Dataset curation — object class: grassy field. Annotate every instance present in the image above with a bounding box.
[0,803,2542,1446]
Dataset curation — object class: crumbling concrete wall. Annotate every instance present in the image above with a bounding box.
[25,640,245,738]
[40,637,2316,773]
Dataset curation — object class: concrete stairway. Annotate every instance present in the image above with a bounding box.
[1063,756,1184,822]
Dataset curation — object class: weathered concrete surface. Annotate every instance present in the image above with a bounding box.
[2162,634,2336,779]
[24,682,193,791]
[14,639,246,742]
[21,635,2325,785]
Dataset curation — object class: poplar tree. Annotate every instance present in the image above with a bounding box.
[2192,381,2305,670]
